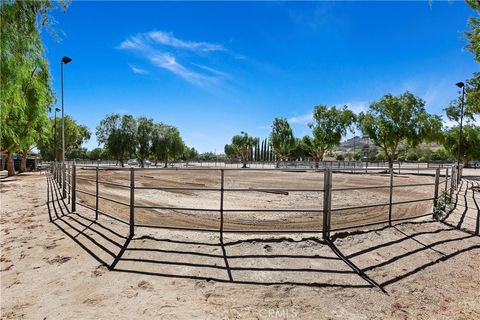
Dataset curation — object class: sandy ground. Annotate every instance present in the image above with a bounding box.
[1,171,479,320]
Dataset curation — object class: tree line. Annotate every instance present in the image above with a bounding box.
[95,114,196,167]
[225,80,480,169]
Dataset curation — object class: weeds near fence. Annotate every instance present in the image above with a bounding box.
[433,190,454,221]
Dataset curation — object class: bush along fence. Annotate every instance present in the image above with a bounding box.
[49,161,471,241]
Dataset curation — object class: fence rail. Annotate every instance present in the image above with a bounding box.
[49,161,464,240]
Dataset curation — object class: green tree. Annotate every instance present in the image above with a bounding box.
[290,138,311,161]
[358,92,442,169]
[150,124,185,167]
[444,73,480,124]
[442,125,480,165]
[270,118,295,167]
[183,147,198,161]
[224,144,237,161]
[96,114,137,167]
[88,147,105,160]
[306,105,356,168]
[66,147,88,160]
[465,0,480,62]
[136,117,154,167]
[1,0,68,176]
[37,115,91,161]
[231,132,257,168]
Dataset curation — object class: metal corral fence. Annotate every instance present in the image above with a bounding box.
[60,159,456,170]
[49,161,465,240]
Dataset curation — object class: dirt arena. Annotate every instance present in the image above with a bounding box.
[1,172,479,319]
[74,167,439,232]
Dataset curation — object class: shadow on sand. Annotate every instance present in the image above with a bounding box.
[46,174,479,293]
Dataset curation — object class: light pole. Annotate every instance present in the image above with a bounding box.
[455,81,465,180]
[61,56,72,163]
[53,107,60,161]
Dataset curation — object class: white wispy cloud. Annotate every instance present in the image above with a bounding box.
[288,113,313,125]
[148,31,224,53]
[119,30,228,87]
[150,53,213,86]
[129,65,148,75]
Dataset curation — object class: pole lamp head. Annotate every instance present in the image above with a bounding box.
[61,56,72,64]
[55,107,60,112]
[456,82,465,88]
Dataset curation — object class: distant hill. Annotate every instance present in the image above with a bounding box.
[341,136,371,147]
[339,136,441,150]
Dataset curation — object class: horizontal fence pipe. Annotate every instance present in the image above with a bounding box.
[75,176,97,183]
[75,188,97,197]
[391,182,436,188]
[76,201,96,212]
[97,180,131,189]
[134,186,220,191]
[223,208,323,213]
[134,223,219,233]
[331,202,390,212]
[391,198,435,206]
[331,185,391,191]
[97,210,130,225]
[134,223,323,234]
[330,212,433,232]
[96,194,131,207]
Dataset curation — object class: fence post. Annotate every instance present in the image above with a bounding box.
[450,166,456,198]
[62,163,66,199]
[129,167,135,237]
[67,164,71,204]
[71,161,76,212]
[457,164,463,185]
[220,169,225,242]
[322,169,332,240]
[433,168,440,216]
[444,168,449,203]
[388,167,394,226]
[95,161,99,220]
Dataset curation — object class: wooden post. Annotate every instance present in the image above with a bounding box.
[433,168,440,217]
[71,161,76,212]
[129,167,135,237]
[388,167,394,226]
[95,162,99,220]
[322,169,332,240]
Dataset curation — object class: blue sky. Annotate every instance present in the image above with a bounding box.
[43,1,479,153]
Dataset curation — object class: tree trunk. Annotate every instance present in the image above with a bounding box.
[242,157,247,168]
[139,158,144,168]
[120,159,124,168]
[6,149,15,177]
[276,159,280,169]
[19,151,27,173]
[164,159,168,168]
[388,156,394,170]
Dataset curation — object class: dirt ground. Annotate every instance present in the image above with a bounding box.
[73,168,438,232]
[1,171,479,319]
